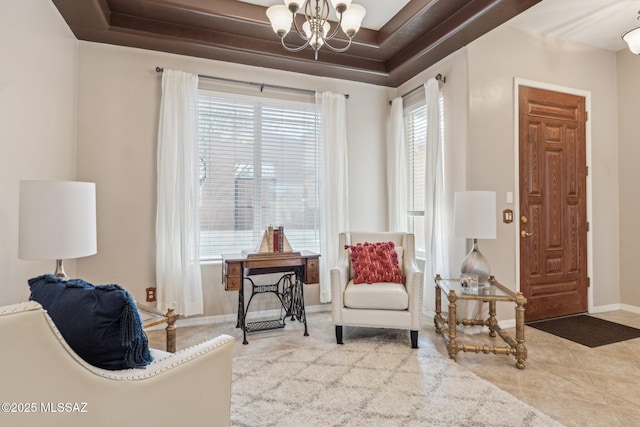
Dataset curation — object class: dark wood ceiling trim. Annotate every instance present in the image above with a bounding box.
[51,0,542,87]
[385,0,543,85]
[110,13,388,73]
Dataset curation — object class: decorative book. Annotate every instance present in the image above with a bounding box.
[248,225,295,256]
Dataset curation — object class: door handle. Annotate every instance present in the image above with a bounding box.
[521,230,533,238]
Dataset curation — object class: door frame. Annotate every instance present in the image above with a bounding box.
[512,78,594,314]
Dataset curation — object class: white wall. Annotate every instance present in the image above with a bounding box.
[466,24,620,310]
[617,48,640,308]
[0,0,78,306]
[74,42,393,316]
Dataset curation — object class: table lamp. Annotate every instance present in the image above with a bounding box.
[19,181,97,279]
[454,191,496,284]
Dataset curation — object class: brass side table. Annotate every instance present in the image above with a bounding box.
[138,304,178,353]
[433,274,527,369]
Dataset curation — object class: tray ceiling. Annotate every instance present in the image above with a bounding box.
[52,0,542,87]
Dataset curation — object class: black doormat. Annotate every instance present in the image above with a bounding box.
[526,315,640,348]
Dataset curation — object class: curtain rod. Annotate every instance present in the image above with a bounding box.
[155,67,349,99]
[389,73,446,105]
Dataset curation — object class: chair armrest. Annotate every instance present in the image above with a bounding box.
[331,261,350,324]
[404,260,424,329]
[88,335,234,380]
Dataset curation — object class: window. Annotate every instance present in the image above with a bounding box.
[403,93,444,256]
[198,91,321,260]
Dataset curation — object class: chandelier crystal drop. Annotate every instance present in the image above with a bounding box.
[266,0,366,60]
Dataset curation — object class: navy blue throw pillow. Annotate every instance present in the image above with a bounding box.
[28,275,152,370]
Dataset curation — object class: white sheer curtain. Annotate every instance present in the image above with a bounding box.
[317,91,349,303]
[156,69,204,317]
[387,97,408,232]
[423,78,449,313]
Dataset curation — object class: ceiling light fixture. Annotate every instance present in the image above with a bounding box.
[623,10,640,55]
[266,0,366,60]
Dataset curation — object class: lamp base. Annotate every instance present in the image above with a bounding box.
[54,259,68,280]
[460,239,490,284]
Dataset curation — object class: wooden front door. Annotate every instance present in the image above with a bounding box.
[518,85,588,322]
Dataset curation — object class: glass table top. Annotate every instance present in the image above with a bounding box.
[435,277,516,300]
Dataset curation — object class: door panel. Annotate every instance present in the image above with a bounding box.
[519,86,588,322]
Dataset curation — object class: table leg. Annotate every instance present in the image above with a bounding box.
[165,307,178,353]
[297,269,309,337]
[515,292,527,369]
[239,279,248,345]
[433,275,444,334]
[488,300,497,338]
[447,291,458,360]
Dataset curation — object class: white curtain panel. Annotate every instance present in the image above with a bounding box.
[387,97,408,232]
[317,91,349,303]
[422,78,450,312]
[156,69,204,317]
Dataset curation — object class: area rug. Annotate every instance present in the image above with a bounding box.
[527,315,640,348]
[231,333,562,427]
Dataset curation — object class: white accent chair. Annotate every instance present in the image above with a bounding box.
[0,301,234,427]
[331,232,424,348]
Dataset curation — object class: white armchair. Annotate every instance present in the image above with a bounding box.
[0,301,234,427]
[331,232,424,348]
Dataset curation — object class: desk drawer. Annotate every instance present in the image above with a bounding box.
[304,258,319,284]
[225,276,242,291]
[224,262,242,291]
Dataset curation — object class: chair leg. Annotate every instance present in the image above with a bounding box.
[335,326,343,344]
[410,330,418,349]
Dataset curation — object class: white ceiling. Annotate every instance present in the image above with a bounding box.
[508,0,640,52]
[242,0,640,52]
[238,0,411,30]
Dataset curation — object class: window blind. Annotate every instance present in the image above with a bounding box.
[198,91,321,260]
[403,91,444,254]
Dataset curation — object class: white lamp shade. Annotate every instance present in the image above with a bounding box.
[19,181,97,260]
[267,5,292,36]
[454,191,497,239]
[623,27,640,55]
[341,4,365,36]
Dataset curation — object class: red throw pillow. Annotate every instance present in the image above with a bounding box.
[345,241,406,284]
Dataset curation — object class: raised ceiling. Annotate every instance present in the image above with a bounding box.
[52,0,543,87]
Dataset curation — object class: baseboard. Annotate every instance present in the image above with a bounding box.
[619,304,640,314]
[169,303,332,329]
[590,303,622,313]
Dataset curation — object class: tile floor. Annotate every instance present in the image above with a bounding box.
[147,309,640,427]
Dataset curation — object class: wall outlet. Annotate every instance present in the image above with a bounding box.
[146,287,156,302]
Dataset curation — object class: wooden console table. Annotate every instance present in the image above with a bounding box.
[222,251,320,344]
[434,274,527,369]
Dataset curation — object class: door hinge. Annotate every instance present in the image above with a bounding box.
[586,222,590,232]
[585,166,589,176]
[587,277,591,288]
[585,111,589,121]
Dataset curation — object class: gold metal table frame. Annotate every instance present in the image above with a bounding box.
[433,274,527,369]
[138,304,178,353]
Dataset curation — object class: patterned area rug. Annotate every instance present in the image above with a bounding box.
[231,333,562,426]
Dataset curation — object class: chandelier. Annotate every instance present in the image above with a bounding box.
[266,0,366,60]
[623,10,640,55]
